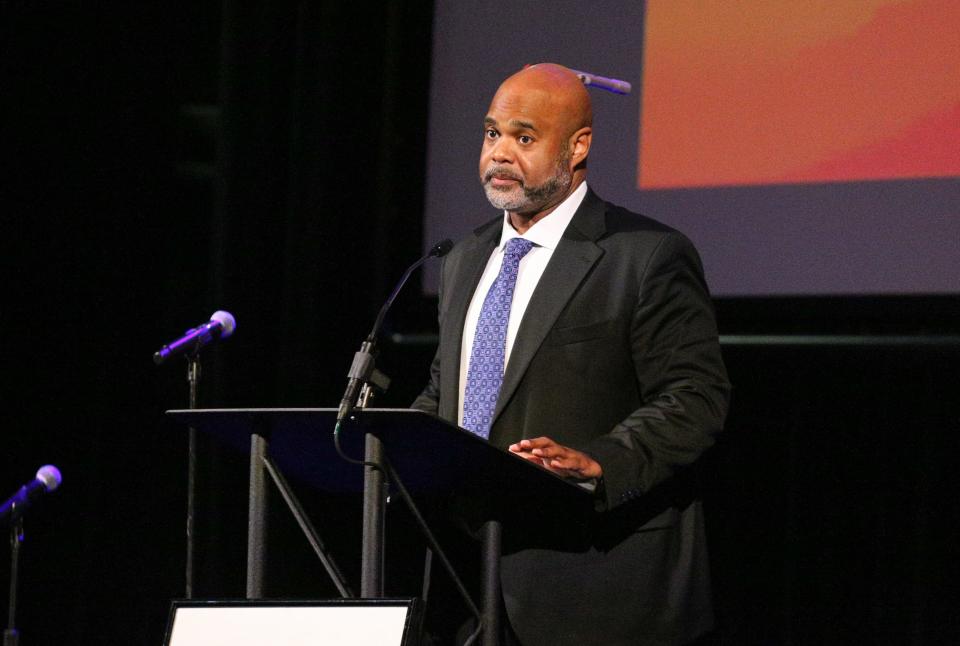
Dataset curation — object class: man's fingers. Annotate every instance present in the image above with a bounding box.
[549,456,586,472]
[509,446,571,471]
[517,436,557,449]
[514,440,580,466]
[510,437,559,455]
[531,445,565,459]
[509,437,602,478]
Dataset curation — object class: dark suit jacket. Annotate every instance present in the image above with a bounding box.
[413,190,731,646]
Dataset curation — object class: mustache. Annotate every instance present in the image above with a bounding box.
[482,166,523,184]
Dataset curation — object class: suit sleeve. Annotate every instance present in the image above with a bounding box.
[411,256,445,416]
[411,346,441,415]
[584,232,731,511]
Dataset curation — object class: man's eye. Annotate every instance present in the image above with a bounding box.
[485,129,498,139]
[518,135,533,144]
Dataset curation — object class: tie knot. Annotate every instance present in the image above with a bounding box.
[504,237,535,261]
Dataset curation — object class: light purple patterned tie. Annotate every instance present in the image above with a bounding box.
[462,237,535,438]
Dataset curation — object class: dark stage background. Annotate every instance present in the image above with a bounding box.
[2,3,958,645]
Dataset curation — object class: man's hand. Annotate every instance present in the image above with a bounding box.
[508,436,603,480]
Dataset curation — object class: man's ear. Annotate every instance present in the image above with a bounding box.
[569,127,592,167]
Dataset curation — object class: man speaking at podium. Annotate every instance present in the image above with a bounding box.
[413,63,730,646]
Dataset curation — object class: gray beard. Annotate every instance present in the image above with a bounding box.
[482,158,573,213]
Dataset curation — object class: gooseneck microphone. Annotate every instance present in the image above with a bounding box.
[369,239,453,344]
[153,310,236,365]
[337,239,454,423]
[1,465,62,527]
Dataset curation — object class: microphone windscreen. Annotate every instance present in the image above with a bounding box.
[36,465,62,492]
[431,239,454,258]
[210,310,237,338]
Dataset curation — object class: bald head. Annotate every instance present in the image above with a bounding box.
[495,63,593,139]
[479,63,594,228]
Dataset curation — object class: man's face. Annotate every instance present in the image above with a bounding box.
[479,86,573,215]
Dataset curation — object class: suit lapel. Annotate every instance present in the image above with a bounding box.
[492,191,607,425]
[439,220,500,419]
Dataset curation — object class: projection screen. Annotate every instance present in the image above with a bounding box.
[422,0,960,296]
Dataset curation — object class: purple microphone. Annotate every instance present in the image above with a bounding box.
[1,465,62,527]
[570,68,632,95]
[153,310,236,365]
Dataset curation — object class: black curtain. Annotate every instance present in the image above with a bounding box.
[1,2,433,643]
[709,339,960,645]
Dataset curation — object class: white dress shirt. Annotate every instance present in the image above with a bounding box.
[458,181,589,426]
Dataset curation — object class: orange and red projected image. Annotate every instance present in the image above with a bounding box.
[638,0,960,189]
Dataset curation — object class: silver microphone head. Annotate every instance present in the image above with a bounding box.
[36,465,62,492]
[210,310,237,338]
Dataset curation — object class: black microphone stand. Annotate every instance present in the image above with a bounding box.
[156,317,228,598]
[4,519,24,646]
[184,352,201,599]
[335,240,483,644]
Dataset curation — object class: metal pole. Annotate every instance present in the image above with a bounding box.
[480,520,502,646]
[3,520,24,646]
[360,433,387,597]
[262,454,354,598]
[185,355,200,598]
[246,433,269,598]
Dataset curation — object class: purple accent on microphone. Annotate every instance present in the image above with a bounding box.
[570,68,632,95]
[153,310,236,364]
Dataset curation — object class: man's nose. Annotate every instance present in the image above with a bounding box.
[490,137,515,163]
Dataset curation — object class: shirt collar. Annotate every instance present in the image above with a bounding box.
[496,181,588,251]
